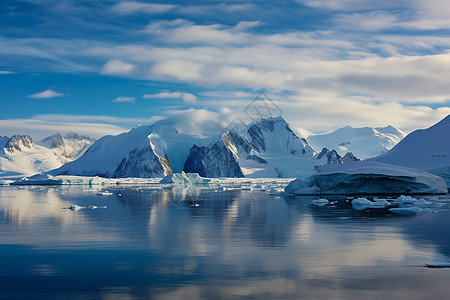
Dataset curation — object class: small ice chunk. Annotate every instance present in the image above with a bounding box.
[311,199,330,207]
[97,191,113,196]
[389,207,422,214]
[88,205,98,209]
[415,198,432,207]
[352,198,374,210]
[69,205,83,211]
[371,199,390,207]
[393,195,417,207]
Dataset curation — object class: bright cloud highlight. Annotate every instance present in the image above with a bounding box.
[28,89,64,99]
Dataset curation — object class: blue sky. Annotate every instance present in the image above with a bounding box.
[2,0,450,138]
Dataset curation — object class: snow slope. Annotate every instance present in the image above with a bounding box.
[285,161,447,195]
[308,125,405,159]
[370,115,450,186]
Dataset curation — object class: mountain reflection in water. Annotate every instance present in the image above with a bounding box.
[0,185,449,299]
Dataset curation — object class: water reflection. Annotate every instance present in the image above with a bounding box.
[0,186,449,299]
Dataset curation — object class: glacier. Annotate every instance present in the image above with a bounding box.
[285,161,447,195]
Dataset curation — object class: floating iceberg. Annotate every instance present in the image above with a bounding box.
[310,199,330,207]
[389,207,423,215]
[69,205,83,211]
[160,172,211,185]
[285,161,447,195]
[352,198,377,210]
[96,191,113,196]
[12,173,105,185]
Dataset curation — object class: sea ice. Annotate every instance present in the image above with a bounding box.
[12,173,105,185]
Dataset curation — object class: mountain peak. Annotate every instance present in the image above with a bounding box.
[4,135,33,153]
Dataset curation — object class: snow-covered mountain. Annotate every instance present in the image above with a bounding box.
[0,133,95,179]
[52,116,360,179]
[184,116,358,178]
[184,132,244,178]
[41,133,95,164]
[52,124,174,178]
[370,115,450,186]
[308,125,405,160]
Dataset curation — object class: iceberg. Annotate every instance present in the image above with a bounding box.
[310,198,330,207]
[285,161,447,195]
[389,207,423,215]
[352,198,376,210]
[12,173,105,185]
[160,172,211,185]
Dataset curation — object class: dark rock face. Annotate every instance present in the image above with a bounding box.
[4,135,33,153]
[326,150,344,164]
[317,148,330,160]
[316,147,346,164]
[113,146,173,178]
[343,152,360,163]
[184,139,244,178]
[316,148,360,165]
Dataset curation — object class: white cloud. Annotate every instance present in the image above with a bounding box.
[33,114,156,124]
[143,92,197,104]
[144,19,250,45]
[111,1,176,15]
[101,59,136,75]
[112,96,135,103]
[297,0,409,11]
[28,89,64,99]
[176,3,256,15]
[0,71,14,74]
[334,11,399,31]
[0,118,126,140]
[160,108,235,136]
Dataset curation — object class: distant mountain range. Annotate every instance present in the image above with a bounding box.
[50,116,403,179]
[308,125,405,160]
[0,133,95,179]
[0,116,410,180]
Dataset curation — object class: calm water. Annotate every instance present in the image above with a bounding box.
[1,185,450,299]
